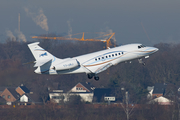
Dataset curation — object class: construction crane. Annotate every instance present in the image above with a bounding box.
[32,32,115,49]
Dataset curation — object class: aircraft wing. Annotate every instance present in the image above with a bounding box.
[34,58,52,67]
[94,63,113,74]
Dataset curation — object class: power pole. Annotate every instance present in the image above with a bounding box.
[126,91,129,120]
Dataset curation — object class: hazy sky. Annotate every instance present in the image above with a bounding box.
[0,0,180,45]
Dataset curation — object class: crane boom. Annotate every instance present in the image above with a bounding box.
[32,32,115,49]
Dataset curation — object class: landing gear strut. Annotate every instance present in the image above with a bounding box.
[138,59,145,66]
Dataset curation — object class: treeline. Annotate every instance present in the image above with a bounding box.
[0,39,180,102]
[0,103,179,120]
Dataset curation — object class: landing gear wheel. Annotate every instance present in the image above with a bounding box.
[94,76,99,81]
[87,74,93,79]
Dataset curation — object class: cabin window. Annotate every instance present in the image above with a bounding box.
[119,53,121,55]
[102,57,104,59]
[106,56,108,58]
[115,54,117,56]
[95,58,97,61]
[109,55,111,57]
[122,52,124,54]
[98,58,100,60]
[112,54,114,57]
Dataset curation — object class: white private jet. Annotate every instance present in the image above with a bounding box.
[28,42,158,81]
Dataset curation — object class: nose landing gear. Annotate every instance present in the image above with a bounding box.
[138,59,145,66]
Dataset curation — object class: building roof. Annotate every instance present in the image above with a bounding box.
[79,82,95,92]
[0,96,6,104]
[93,88,113,102]
[7,88,20,99]
[148,96,173,105]
[16,93,43,103]
[153,83,167,94]
[19,86,30,93]
[147,86,154,92]
[62,82,95,93]
[27,93,43,103]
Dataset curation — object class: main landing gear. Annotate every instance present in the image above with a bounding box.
[87,74,99,81]
[94,76,99,81]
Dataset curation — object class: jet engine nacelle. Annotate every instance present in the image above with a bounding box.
[54,59,79,71]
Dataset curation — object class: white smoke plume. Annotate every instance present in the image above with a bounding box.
[6,30,16,41]
[67,20,73,38]
[101,26,116,42]
[24,7,49,31]
[15,29,27,42]
[6,29,27,42]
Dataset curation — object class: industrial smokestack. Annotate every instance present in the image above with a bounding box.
[18,13,20,32]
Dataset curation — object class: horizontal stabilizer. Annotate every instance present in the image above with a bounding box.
[34,58,52,67]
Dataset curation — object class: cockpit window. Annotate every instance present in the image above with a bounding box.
[138,44,146,49]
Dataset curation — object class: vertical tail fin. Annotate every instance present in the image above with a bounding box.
[28,42,54,61]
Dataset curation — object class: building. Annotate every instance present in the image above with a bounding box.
[1,87,20,105]
[49,82,94,103]
[147,83,174,105]
[152,83,167,98]
[17,92,42,105]
[16,84,30,96]
[93,88,114,102]
[0,85,42,105]
[148,96,173,105]
[148,83,167,99]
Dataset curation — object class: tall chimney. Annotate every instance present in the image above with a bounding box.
[18,13,20,32]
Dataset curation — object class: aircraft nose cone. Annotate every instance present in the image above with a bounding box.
[154,48,159,52]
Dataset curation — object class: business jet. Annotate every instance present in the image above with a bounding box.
[28,42,158,81]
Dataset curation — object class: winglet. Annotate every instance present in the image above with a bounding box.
[28,42,40,47]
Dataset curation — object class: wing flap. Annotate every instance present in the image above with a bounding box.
[95,63,113,74]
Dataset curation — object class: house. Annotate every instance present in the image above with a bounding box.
[1,87,20,105]
[49,82,94,103]
[147,83,175,105]
[16,84,30,96]
[15,85,43,105]
[152,83,167,98]
[148,96,173,105]
[0,85,42,105]
[93,88,114,102]
[16,92,43,105]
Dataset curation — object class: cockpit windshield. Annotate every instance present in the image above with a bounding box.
[138,44,146,49]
